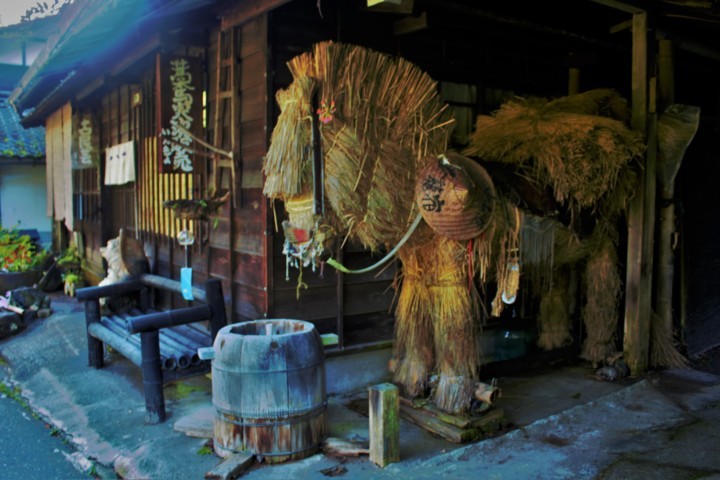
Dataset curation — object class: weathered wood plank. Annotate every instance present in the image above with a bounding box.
[369,383,399,467]
[205,453,254,480]
[233,284,267,320]
[241,84,266,122]
[233,252,266,286]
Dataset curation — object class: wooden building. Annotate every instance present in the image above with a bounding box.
[9,0,720,367]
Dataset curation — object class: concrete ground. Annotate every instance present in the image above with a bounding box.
[1,294,719,479]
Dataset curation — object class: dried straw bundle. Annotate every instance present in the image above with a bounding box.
[489,201,522,317]
[581,237,622,365]
[541,88,630,121]
[520,215,557,295]
[537,268,573,350]
[263,74,316,198]
[392,242,436,398]
[463,90,644,212]
[429,237,480,414]
[650,311,689,368]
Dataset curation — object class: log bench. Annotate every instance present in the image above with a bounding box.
[76,274,227,424]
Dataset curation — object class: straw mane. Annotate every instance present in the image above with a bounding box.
[264,41,453,251]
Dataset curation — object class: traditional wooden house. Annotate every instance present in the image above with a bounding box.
[0,17,57,244]
[9,0,720,382]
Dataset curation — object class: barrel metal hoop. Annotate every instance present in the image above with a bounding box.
[214,401,327,427]
[212,359,325,374]
[217,440,321,458]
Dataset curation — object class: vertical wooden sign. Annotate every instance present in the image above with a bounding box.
[156,54,203,173]
[71,109,99,169]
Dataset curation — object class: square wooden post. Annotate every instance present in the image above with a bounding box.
[369,383,400,467]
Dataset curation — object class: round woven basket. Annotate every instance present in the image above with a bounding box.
[415,152,496,240]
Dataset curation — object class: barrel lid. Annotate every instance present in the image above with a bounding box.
[415,152,496,240]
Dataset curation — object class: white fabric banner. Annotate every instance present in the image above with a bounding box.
[104,140,136,185]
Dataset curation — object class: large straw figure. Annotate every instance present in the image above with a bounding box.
[264,42,485,413]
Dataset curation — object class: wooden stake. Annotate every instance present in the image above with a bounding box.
[369,383,399,468]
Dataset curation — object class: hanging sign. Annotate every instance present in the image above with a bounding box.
[71,109,99,169]
[156,54,203,173]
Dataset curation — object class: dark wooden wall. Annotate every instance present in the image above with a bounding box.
[205,16,271,322]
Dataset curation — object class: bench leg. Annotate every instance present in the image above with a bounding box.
[140,330,166,424]
[85,300,104,368]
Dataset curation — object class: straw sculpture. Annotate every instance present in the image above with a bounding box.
[464,89,646,366]
[463,89,644,214]
[266,42,503,414]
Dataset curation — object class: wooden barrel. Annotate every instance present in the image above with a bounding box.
[212,319,327,462]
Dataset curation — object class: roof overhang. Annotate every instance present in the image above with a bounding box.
[10,0,219,127]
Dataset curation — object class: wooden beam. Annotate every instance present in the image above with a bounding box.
[220,0,291,31]
[363,0,414,14]
[394,11,428,35]
[623,12,652,375]
[589,0,646,14]
[609,19,633,34]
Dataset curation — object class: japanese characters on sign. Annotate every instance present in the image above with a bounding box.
[157,54,202,173]
[71,110,99,169]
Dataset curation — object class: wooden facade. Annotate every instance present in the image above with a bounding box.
[14,0,720,361]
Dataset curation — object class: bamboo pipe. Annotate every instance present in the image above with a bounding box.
[473,382,501,405]
[104,316,178,370]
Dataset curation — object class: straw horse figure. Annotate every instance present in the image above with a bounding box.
[263,41,487,414]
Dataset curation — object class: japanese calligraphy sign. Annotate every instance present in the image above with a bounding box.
[156,54,203,173]
[71,109,99,169]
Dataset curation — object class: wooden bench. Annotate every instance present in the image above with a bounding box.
[76,274,227,424]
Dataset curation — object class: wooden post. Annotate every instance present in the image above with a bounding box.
[205,278,227,342]
[85,299,104,368]
[140,330,166,424]
[369,383,399,467]
[623,12,654,375]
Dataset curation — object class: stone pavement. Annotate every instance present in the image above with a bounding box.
[0,294,718,479]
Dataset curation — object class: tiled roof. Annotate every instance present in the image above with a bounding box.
[0,95,44,159]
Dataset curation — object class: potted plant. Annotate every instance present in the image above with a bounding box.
[0,228,48,292]
[57,246,83,296]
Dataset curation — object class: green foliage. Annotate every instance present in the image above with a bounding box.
[197,444,213,456]
[57,246,81,267]
[171,382,204,399]
[0,228,46,272]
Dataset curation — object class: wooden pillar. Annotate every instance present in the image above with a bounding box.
[624,12,655,375]
[658,40,674,109]
[568,67,581,95]
[369,383,399,467]
[85,299,104,368]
